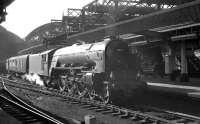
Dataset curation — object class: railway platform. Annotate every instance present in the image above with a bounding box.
[143,76,200,100]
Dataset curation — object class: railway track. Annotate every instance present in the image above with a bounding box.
[1,76,200,124]
[0,78,79,124]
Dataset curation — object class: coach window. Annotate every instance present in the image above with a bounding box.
[41,54,47,70]
[42,54,47,62]
[12,60,14,67]
[15,60,17,66]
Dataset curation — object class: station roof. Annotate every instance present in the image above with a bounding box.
[65,0,200,42]
[29,0,200,47]
[138,0,194,5]
[21,0,200,54]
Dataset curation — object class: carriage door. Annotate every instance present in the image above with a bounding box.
[41,54,48,75]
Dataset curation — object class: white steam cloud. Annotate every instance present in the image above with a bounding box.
[23,73,44,86]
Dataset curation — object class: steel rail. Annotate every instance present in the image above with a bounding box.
[0,78,79,124]
[2,76,200,124]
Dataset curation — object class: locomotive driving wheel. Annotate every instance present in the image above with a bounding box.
[77,83,88,98]
[66,84,73,95]
[88,90,97,101]
[49,78,62,90]
[59,78,66,92]
[78,89,87,98]
[67,83,77,95]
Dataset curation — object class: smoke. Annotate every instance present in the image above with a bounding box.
[23,73,44,86]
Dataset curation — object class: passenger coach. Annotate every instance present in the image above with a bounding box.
[6,54,29,74]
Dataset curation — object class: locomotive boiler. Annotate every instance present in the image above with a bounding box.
[48,38,145,103]
[6,38,146,103]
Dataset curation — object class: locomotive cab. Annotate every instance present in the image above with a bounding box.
[105,40,144,101]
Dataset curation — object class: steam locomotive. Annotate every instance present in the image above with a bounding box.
[6,38,146,103]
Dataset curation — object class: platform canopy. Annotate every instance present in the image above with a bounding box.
[21,0,200,54]
[65,0,200,42]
